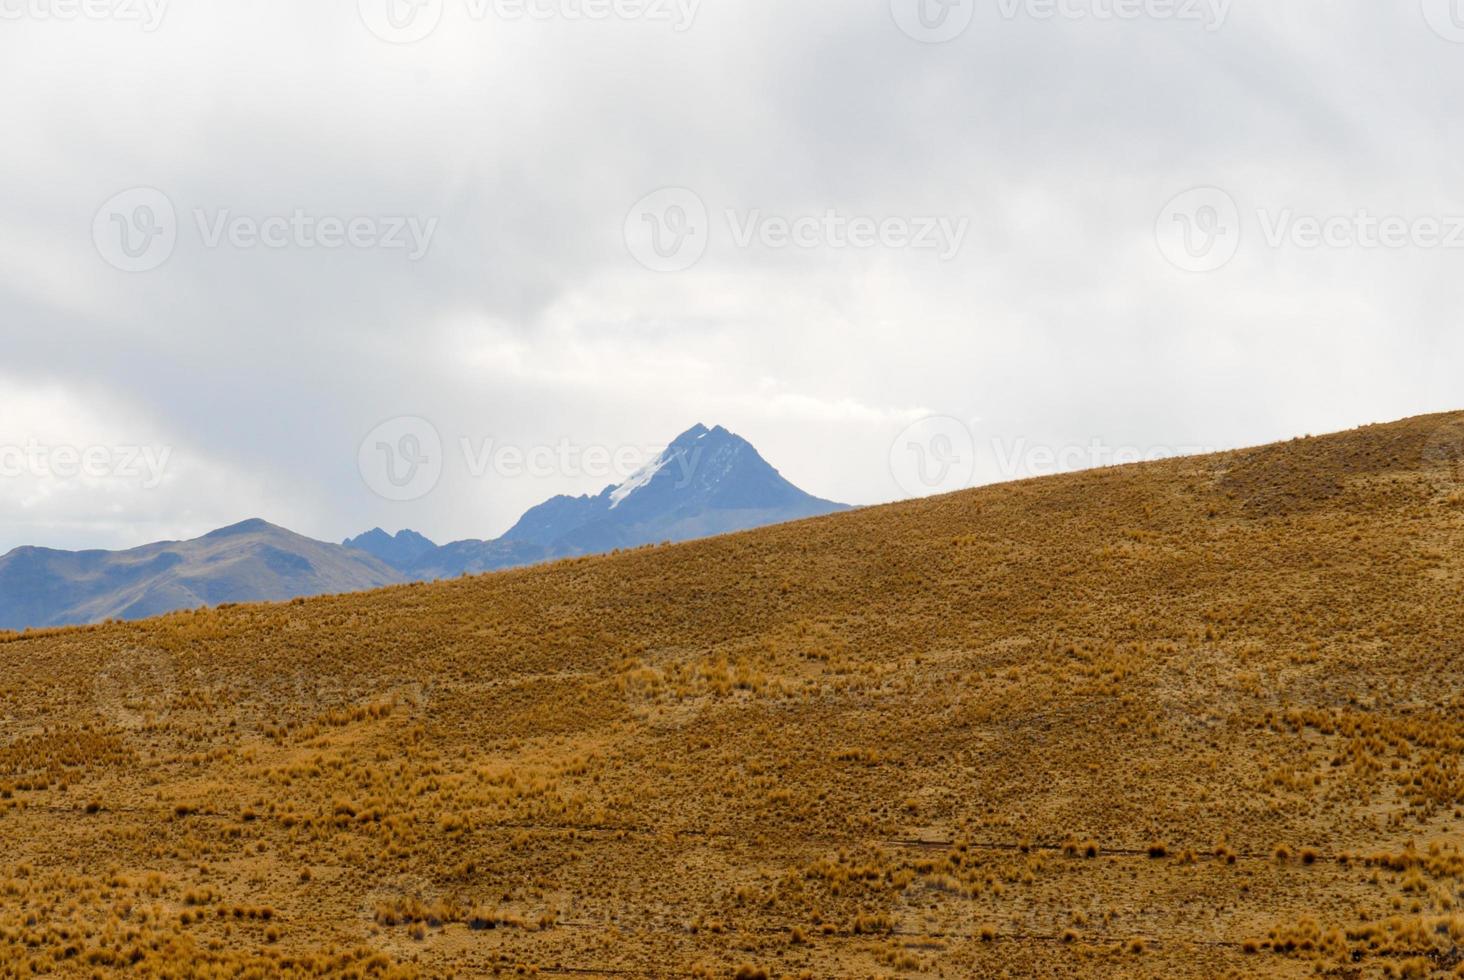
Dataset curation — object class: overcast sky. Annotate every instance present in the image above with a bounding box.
[2,0,1462,552]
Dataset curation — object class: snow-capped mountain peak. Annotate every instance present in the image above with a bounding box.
[349,424,850,579]
[605,424,745,511]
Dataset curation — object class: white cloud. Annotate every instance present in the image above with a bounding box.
[0,380,295,551]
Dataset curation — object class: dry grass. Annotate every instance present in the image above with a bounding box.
[1,411,1464,976]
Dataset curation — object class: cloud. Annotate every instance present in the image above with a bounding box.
[1,0,1461,551]
[0,379,288,551]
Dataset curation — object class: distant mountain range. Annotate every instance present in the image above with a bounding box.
[0,519,401,631]
[344,424,849,578]
[0,424,848,631]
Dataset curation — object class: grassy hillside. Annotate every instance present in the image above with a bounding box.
[2,412,1463,978]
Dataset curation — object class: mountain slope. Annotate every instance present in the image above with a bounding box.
[0,519,404,630]
[376,423,850,579]
[3,413,1463,977]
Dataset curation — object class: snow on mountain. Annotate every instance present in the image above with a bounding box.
[609,454,670,509]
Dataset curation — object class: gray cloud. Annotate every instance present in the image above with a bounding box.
[2,0,1462,552]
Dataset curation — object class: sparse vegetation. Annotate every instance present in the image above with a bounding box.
[1,412,1463,975]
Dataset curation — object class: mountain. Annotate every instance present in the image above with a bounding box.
[0,425,845,630]
[0,519,404,631]
[6,412,1463,977]
[500,423,849,551]
[341,528,439,570]
[363,423,851,580]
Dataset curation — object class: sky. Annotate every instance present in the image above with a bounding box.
[2,0,1463,553]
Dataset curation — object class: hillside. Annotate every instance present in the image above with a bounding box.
[0,519,403,631]
[2,412,1463,978]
